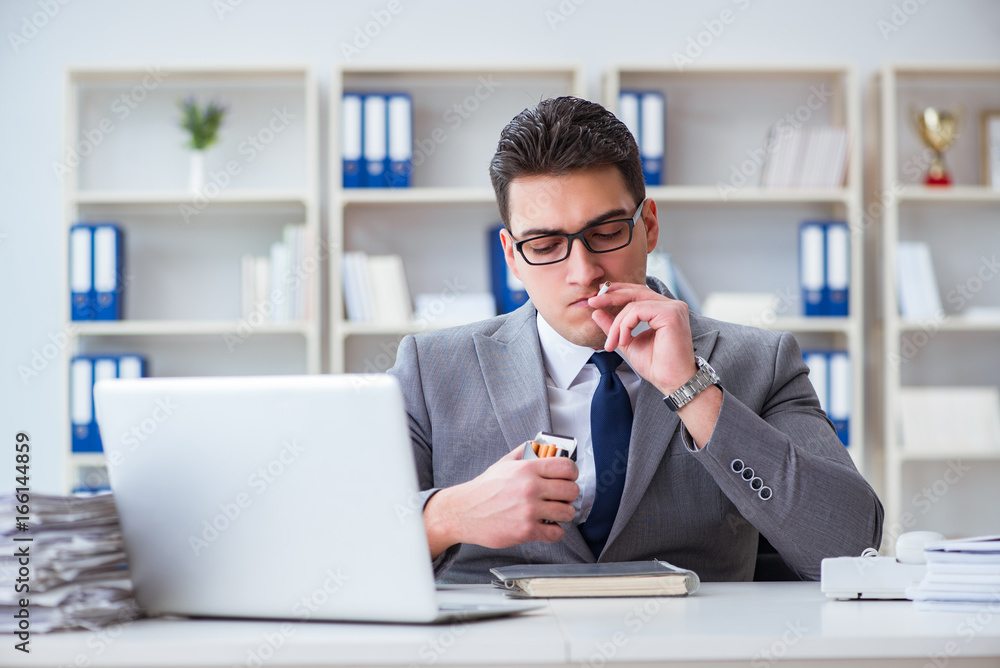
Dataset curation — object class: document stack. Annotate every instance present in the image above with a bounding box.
[760,124,848,188]
[70,354,146,454]
[342,251,413,324]
[0,492,142,633]
[896,241,943,319]
[342,92,413,188]
[802,350,850,446]
[618,90,665,185]
[799,221,850,317]
[907,536,1000,612]
[240,223,310,323]
[70,223,125,320]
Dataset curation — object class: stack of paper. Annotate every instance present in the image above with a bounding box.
[760,125,848,188]
[907,536,1000,612]
[897,241,943,320]
[240,223,310,323]
[342,251,413,324]
[899,387,1000,454]
[0,493,143,633]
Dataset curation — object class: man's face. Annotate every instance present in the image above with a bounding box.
[500,166,659,349]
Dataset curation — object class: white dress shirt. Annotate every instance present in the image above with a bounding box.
[535,313,642,525]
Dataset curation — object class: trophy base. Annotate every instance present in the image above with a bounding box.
[925,173,952,186]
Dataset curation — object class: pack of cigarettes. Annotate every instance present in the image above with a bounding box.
[521,431,577,461]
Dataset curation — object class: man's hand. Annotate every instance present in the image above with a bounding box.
[588,283,722,448]
[588,284,697,396]
[424,444,579,560]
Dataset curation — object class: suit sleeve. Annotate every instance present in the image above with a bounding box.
[682,331,883,581]
[387,334,462,579]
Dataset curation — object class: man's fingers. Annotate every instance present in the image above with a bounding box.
[533,521,566,543]
[538,500,577,525]
[501,443,527,461]
[534,456,579,480]
[539,478,580,503]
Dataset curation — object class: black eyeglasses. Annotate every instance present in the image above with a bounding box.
[511,200,645,266]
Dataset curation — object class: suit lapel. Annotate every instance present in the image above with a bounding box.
[603,325,720,554]
[473,305,550,452]
[473,304,595,563]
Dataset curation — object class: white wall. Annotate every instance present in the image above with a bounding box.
[2,0,1000,495]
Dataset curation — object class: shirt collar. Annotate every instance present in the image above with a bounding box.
[536,313,636,390]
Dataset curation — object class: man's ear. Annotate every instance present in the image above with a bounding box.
[498,226,522,281]
[643,199,659,253]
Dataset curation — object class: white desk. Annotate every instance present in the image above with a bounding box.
[17,582,1000,668]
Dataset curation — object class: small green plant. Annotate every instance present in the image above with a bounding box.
[178,97,227,150]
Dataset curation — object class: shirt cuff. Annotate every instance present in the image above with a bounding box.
[421,488,461,580]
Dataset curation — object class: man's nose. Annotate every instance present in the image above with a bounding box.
[563,237,603,284]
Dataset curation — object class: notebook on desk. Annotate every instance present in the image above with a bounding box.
[93,374,539,624]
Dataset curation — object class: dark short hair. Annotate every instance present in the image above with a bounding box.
[489,96,645,231]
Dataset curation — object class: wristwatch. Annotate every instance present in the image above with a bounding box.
[663,356,720,412]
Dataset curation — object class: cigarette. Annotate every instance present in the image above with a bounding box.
[597,281,611,297]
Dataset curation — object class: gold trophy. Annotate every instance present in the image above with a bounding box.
[911,107,961,186]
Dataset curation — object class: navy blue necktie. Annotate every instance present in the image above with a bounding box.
[579,351,633,559]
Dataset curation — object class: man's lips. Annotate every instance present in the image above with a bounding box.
[571,293,603,308]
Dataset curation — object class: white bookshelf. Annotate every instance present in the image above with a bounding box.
[605,64,867,474]
[328,64,585,373]
[61,65,320,493]
[876,63,1000,540]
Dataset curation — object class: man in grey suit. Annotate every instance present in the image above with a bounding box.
[388,97,882,584]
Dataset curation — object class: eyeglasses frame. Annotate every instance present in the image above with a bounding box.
[510,199,647,266]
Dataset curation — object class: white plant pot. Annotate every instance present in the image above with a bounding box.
[188,151,206,192]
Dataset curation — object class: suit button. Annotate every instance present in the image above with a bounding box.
[741,467,754,482]
[749,476,763,491]
[759,486,772,500]
[731,459,744,473]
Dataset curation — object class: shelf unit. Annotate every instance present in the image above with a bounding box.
[61,65,320,493]
[876,64,1000,539]
[605,64,867,474]
[329,64,585,373]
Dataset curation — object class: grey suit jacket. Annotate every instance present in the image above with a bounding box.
[387,279,883,583]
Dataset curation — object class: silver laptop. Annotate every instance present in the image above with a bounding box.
[93,374,538,623]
